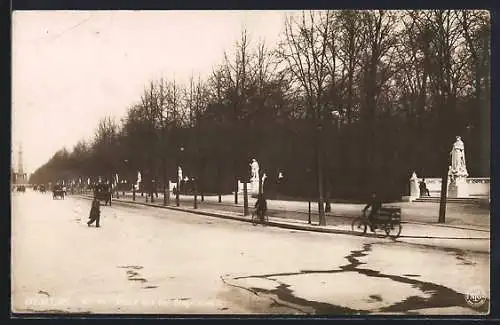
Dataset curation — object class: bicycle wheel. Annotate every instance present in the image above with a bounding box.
[261,214,269,226]
[351,217,367,235]
[251,212,258,226]
[385,223,402,239]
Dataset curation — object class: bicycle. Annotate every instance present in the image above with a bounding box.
[351,209,402,239]
[251,209,269,226]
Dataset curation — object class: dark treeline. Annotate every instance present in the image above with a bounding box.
[30,10,490,202]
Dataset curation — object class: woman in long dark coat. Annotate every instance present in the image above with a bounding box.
[88,197,101,227]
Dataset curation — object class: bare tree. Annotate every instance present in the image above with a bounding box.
[407,10,468,221]
[222,29,256,203]
[458,10,490,111]
[357,10,400,191]
[336,10,364,124]
[92,116,120,187]
[276,10,333,225]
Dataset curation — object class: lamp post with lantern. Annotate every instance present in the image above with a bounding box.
[324,109,341,213]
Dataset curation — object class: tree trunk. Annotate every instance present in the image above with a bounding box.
[194,180,198,209]
[217,165,222,203]
[234,177,238,204]
[438,168,448,223]
[316,125,326,226]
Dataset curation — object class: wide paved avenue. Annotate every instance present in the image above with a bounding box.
[11,191,489,315]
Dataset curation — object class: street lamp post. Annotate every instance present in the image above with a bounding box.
[193,177,198,209]
[145,170,149,203]
[176,173,180,207]
[316,123,326,226]
[151,178,155,203]
[243,181,249,216]
[306,168,312,224]
[325,110,341,214]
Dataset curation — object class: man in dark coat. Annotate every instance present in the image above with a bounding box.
[254,194,268,222]
[419,178,430,197]
[363,192,382,232]
[88,197,101,227]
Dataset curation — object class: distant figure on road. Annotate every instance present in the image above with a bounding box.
[88,197,101,228]
[254,194,268,222]
[363,192,382,232]
[419,178,430,197]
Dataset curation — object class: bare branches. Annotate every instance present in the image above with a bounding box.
[31,10,490,192]
[276,11,334,120]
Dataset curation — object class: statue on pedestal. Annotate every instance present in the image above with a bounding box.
[250,159,259,182]
[409,171,419,199]
[249,159,260,195]
[178,167,183,182]
[450,136,468,177]
[448,136,469,198]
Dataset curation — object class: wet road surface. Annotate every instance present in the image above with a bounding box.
[11,190,489,315]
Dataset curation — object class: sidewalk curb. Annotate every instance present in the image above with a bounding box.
[106,194,489,233]
[78,195,489,240]
[79,195,384,239]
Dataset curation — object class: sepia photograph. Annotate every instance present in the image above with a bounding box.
[11,10,490,316]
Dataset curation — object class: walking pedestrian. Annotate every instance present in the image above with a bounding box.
[254,194,268,222]
[419,178,430,197]
[88,196,101,228]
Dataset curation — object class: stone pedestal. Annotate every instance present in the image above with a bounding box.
[448,176,469,198]
[238,180,250,194]
[251,178,259,195]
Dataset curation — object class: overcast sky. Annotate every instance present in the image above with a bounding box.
[12,10,290,174]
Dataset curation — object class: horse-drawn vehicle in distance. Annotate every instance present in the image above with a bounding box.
[39,184,46,193]
[94,183,112,206]
[52,185,65,199]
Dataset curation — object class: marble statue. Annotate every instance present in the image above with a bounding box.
[450,136,468,177]
[250,159,259,181]
[448,136,469,198]
[178,167,183,182]
[409,171,419,199]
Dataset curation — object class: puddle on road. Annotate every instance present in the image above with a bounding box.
[117,265,144,270]
[369,295,383,302]
[117,265,149,284]
[38,290,50,297]
[224,242,489,315]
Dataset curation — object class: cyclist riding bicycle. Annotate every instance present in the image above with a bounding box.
[363,192,382,232]
[254,194,268,222]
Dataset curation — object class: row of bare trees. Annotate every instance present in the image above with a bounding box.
[30,10,490,219]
